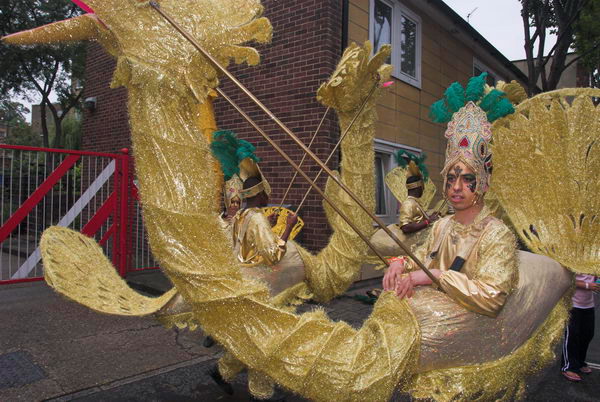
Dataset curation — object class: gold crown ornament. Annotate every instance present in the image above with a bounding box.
[430,73,515,197]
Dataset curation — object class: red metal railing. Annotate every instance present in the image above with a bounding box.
[0,145,157,284]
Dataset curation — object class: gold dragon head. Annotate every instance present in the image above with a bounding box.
[2,0,272,103]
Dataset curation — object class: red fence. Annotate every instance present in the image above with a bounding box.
[0,145,158,284]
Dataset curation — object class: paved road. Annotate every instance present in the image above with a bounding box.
[1,273,598,401]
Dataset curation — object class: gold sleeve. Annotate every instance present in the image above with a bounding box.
[398,198,425,226]
[439,223,518,317]
[402,219,437,273]
[245,212,287,266]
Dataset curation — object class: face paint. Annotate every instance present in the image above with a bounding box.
[446,161,479,211]
[464,174,477,193]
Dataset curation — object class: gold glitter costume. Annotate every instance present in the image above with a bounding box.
[368,196,430,259]
[6,2,596,401]
[232,207,305,297]
[405,205,518,317]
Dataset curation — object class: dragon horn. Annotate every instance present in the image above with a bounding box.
[2,14,102,45]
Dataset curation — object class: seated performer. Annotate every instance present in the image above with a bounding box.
[397,151,440,235]
[233,175,298,267]
[384,75,519,319]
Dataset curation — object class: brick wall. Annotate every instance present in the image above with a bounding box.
[81,1,345,251]
[81,42,130,153]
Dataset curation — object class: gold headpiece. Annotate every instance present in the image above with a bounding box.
[239,158,271,199]
[430,73,515,196]
[405,161,423,190]
[223,174,243,208]
[441,101,493,195]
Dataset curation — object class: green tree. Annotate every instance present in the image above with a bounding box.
[573,1,600,88]
[520,0,600,94]
[0,1,86,148]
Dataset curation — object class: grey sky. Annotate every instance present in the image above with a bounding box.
[441,0,556,61]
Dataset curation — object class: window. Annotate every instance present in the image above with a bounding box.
[374,139,422,224]
[473,58,503,87]
[370,0,422,88]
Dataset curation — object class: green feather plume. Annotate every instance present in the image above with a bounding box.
[486,97,515,122]
[430,74,514,124]
[465,73,487,102]
[429,99,453,123]
[444,82,466,113]
[210,130,259,181]
[394,150,429,181]
[479,89,504,112]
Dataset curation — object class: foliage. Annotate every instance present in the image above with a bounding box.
[573,1,600,88]
[62,114,82,150]
[0,1,86,148]
[520,0,600,94]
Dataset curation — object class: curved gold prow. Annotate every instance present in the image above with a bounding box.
[1,14,101,45]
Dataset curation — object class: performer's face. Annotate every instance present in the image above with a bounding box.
[445,161,478,211]
[228,197,241,216]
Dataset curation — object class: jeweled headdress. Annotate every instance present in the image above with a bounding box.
[210,130,271,200]
[430,73,515,196]
[224,174,243,209]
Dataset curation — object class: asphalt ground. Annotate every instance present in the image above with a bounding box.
[1,271,599,401]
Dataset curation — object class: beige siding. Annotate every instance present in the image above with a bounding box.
[348,0,495,192]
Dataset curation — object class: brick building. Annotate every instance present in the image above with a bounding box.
[81,0,528,255]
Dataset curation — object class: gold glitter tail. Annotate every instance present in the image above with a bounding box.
[40,226,176,316]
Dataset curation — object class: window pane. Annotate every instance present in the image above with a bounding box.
[375,154,386,215]
[373,0,392,57]
[401,14,417,78]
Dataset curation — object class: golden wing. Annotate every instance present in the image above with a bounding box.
[384,166,408,204]
[492,88,600,274]
[420,179,437,210]
[262,206,304,240]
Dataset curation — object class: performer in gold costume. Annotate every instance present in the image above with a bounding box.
[367,151,437,297]
[396,151,439,235]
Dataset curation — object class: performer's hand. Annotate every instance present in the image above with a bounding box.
[286,212,298,228]
[588,282,600,292]
[268,212,279,226]
[383,260,405,291]
[429,212,440,222]
[394,273,414,299]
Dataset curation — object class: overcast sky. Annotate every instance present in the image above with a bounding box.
[441,0,556,61]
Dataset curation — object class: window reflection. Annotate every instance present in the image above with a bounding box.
[401,15,417,78]
[374,0,392,59]
[375,153,386,215]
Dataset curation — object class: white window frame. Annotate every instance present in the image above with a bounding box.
[374,139,422,225]
[369,0,422,88]
[473,58,504,86]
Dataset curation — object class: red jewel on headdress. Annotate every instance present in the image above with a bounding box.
[459,136,470,148]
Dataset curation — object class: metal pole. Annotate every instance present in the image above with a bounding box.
[277,107,330,210]
[295,81,378,214]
